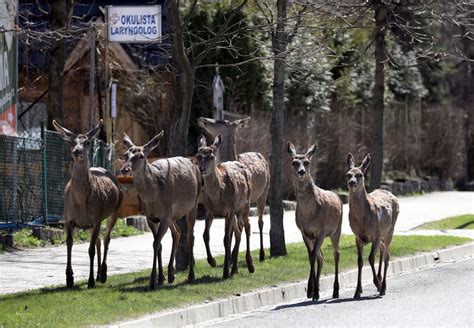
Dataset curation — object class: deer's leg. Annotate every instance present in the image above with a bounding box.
[380,232,394,296]
[354,237,364,299]
[168,222,180,284]
[369,239,382,291]
[223,214,234,279]
[257,195,266,262]
[203,211,216,267]
[95,236,102,282]
[313,236,325,301]
[377,241,385,284]
[330,231,341,299]
[147,218,161,290]
[88,224,101,289]
[99,213,118,283]
[65,223,74,288]
[186,208,197,283]
[231,214,243,276]
[243,207,255,273]
[302,234,315,299]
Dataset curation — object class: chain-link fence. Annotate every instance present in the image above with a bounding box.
[0,128,113,227]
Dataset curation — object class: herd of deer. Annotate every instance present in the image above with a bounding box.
[52,116,399,301]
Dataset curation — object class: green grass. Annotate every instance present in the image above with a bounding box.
[9,219,142,249]
[0,235,470,327]
[416,214,474,230]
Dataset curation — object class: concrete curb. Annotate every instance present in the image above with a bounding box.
[110,242,474,328]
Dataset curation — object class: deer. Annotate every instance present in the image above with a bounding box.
[195,134,254,279]
[346,153,400,298]
[52,119,123,289]
[121,132,201,289]
[287,142,342,301]
[198,117,269,264]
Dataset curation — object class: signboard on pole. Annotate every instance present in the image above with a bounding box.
[0,0,17,136]
[107,6,162,43]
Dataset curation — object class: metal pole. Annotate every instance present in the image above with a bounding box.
[88,25,96,130]
[40,123,48,224]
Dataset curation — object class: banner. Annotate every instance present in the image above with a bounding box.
[107,6,162,43]
[0,0,17,136]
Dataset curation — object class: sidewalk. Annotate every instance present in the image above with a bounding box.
[0,191,473,295]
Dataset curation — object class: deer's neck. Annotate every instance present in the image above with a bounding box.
[71,159,92,193]
[218,134,237,162]
[348,188,370,217]
[295,176,318,201]
[203,164,225,199]
[133,161,156,195]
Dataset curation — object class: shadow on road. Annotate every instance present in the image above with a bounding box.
[273,294,381,311]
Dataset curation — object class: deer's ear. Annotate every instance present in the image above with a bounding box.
[122,133,135,149]
[287,142,297,157]
[212,134,222,149]
[143,130,164,156]
[234,117,250,128]
[52,120,76,142]
[86,119,103,140]
[347,153,355,170]
[198,134,207,149]
[306,143,317,160]
[361,153,371,174]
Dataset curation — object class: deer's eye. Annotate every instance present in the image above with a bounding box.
[356,173,363,178]
[303,160,310,166]
[346,173,352,179]
[292,161,299,168]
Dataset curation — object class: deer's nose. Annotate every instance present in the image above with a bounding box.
[121,166,131,175]
[298,169,305,176]
[348,180,356,186]
[72,148,81,156]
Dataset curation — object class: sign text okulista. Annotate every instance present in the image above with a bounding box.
[108,6,162,43]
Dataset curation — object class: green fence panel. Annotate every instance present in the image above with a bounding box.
[0,131,113,226]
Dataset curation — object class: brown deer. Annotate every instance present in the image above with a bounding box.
[198,117,269,263]
[346,153,399,298]
[195,134,253,279]
[287,142,342,301]
[53,119,123,289]
[121,132,201,289]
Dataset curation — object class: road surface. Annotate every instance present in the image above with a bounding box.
[204,257,474,327]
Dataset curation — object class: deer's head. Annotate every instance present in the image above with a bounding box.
[346,153,371,192]
[195,134,221,176]
[197,117,250,138]
[121,131,164,175]
[287,142,317,181]
[53,119,103,162]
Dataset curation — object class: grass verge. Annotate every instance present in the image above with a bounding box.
[416,214,474,230]
[0,235,470,327]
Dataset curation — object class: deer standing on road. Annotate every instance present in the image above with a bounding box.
[53,119,123,289]
[121,132,201,288]
[287,142,342,301]
[195,134,253,279]
[198,117,269,263]
[346,153,399,298]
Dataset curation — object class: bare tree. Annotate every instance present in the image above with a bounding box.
[164,0,249,270]
[47,0,74,129]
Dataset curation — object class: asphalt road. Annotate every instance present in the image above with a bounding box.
[204,257,474,327]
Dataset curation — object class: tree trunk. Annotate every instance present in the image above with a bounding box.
[369,1,387,191]
[269,0,288,257]
[47,0,73,129]
[166,0,194,157]
[165,0,195,271]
